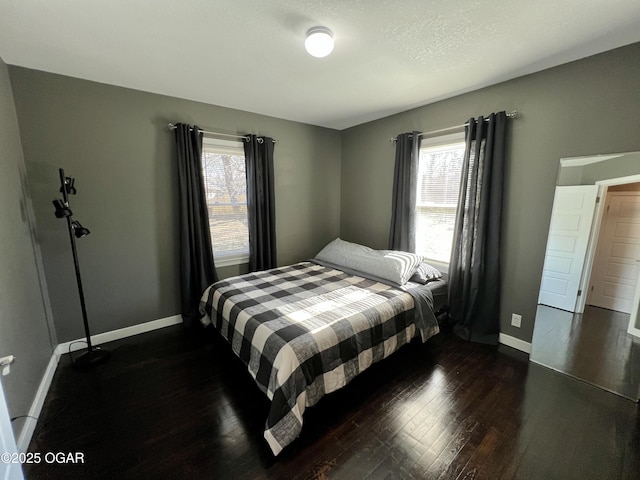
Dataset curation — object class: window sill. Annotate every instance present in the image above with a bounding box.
[214,254,249,267]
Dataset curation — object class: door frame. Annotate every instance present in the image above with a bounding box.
[575,184,607,313]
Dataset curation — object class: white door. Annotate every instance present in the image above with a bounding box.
[0,378,24,480]
[538,185,599,312]
[588,193,640,313]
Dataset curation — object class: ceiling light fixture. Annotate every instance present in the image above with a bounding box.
[305,26,334,58]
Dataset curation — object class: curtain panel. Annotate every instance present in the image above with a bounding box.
[448,112,507,344]
[389,131,421,252]
[244,135,277,272]
[174,123,218,326]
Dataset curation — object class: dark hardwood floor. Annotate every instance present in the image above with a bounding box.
[531,304,640,400]
[26,325,639,480]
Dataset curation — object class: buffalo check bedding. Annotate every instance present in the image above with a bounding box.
[199,261,440,455]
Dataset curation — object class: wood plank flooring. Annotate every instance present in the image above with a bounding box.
[25,325,639,479]
[531,304,640,400]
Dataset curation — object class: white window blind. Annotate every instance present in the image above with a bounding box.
[201,138,249,266]
[415,133,466,264]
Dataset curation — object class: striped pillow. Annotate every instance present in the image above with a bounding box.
[410,262,442,284]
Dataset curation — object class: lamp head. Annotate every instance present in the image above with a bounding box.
[71,221,90,238]
[52,199,73,218]
[61,177,77,195]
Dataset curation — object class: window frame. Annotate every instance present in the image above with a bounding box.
[201,136,250,267]
[415,131,466,271]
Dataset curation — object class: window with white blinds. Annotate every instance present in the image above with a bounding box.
[201,137,249,266]
[415,132,466,264]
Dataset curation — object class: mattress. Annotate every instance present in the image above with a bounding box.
[199,261,441,454]
[426,277,448,314]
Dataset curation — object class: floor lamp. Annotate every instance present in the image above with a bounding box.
[52,168,110,369]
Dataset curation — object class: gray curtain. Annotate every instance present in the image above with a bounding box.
[244,135,277,271]
[448,112,507,344]
[389,131,421,251]
[174,123,217,326]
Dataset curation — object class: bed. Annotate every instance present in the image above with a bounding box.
[199,239,446,455]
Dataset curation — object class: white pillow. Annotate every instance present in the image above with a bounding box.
[314,238,421,286]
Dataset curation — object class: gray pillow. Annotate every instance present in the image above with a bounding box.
[410,262,442,284]
[314,238,422,286]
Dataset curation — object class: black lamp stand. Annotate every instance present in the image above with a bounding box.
[53,168,110,369]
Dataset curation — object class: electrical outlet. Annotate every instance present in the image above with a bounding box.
[511,313,522,328]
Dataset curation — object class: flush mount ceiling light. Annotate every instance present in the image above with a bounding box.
[305,26,334,58]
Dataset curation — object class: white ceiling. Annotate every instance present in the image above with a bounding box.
[1,0,639,130]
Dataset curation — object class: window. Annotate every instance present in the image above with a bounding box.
[201,137,249,266]
[415,132,465,265]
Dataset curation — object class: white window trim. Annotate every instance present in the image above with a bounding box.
[214,253,249,268]
[420,131,465,149]
[202,136,245,150]
[425,259,450,275]
[202,136,250,267]
[421,256,452,271]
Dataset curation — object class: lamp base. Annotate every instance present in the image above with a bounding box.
[73,347,111,369]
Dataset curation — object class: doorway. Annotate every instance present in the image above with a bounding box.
[532,152,640,401]
[587,189,640,314]
[539,178,640,338]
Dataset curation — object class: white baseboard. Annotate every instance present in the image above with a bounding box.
[498,333,532,354]
[19,314,183,453]
[54,315,183,356]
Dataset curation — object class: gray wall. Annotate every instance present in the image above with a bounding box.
[557,165,584,186]
[7,42,640,348]
[0,58,56,437]
[9,67,342,342]
[558,153,640,186]
[581,152,640,185]
[340,42,640,343]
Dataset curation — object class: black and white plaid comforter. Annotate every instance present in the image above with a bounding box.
[199,261,439,455]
